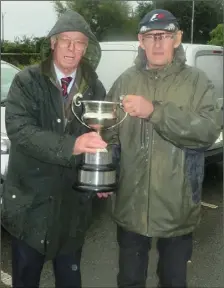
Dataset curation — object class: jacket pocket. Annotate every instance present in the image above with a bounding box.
[185,149,204,204]
[1,184,33,236]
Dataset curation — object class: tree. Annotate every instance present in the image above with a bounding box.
[208,24,224,46]
[134,0,223,44]
[52,0,137,41]
[189,0,223,44]
[135,1,154,21]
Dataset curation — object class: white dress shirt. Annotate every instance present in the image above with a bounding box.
[53,63,76,94]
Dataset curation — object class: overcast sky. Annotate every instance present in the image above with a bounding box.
[1,1,138,41]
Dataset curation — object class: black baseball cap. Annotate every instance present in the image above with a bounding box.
[139,9,180,34]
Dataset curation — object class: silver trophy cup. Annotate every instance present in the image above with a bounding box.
[72,93,127,193]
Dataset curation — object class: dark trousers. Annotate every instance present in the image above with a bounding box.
[11,237,82,288]
[117,226,193,288]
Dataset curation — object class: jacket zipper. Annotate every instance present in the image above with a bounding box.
[146,75,157,236]
[140,119,145,148]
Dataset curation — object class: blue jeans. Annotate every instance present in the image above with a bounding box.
[117,226,193,288]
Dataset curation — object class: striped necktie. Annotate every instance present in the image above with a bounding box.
[61,77,72,99]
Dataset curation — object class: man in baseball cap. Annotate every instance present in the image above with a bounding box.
[105,8,220,288]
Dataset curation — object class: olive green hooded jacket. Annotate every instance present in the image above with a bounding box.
[2,11,105,259]
[105,44,221,237]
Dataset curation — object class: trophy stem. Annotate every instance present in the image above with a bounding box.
[94,129,108,152]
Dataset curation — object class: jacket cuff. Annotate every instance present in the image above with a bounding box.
[147,100,163,121]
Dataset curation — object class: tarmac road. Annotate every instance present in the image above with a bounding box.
[1,163,223,288]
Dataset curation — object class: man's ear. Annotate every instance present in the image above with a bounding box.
[50,38,56,50]
[174,30,183,48]
[138,34,145,50]
[82,45,88,56]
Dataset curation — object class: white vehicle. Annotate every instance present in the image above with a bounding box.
[97,42,223,164]
[1,60,20,192]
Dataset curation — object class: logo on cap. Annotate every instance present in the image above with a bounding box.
[164,23,176,31]
[150,13,165,21]
[140,26,149,33]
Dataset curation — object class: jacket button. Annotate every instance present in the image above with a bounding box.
[40,240,44,244]
[12,195,16,199]
[71,264,78,271]
[57,118,61,123]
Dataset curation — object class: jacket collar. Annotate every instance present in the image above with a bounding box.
[135,44,186,79]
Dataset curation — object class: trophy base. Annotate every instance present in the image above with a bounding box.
[74,151,117,196]
[76,163,116,189]
[74,183,117,193]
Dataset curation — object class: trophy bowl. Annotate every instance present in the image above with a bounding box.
[72,94,126,132]
[81,100,119,131]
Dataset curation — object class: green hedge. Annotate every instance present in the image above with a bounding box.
[1,53,41,68]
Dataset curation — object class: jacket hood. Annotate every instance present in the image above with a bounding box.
[40,10,101,71]
[135,44,186,72]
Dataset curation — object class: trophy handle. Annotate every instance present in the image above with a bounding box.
[72,93,91,129]
[106,95,128,130]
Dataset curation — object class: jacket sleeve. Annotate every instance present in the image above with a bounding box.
[5,74,76,167]
[102,78,123,146]
[104,81,122,187]
[149,71,221,149]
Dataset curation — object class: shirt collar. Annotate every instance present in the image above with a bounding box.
[53,62,76,83]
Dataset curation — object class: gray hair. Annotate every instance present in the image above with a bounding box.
[50,34,59,41]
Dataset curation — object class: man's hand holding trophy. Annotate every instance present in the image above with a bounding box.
[73,131,107,155]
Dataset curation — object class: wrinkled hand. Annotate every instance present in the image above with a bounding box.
[73,132,107,155]
[97,192,113,198]
[122,95,154,118]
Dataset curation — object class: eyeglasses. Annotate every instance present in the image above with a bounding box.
[143,33,176,43]
[57,36,88,51]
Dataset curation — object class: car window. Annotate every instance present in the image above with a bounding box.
[1,62,20,101]
[196,53,223,128]
[195,54,223,99]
